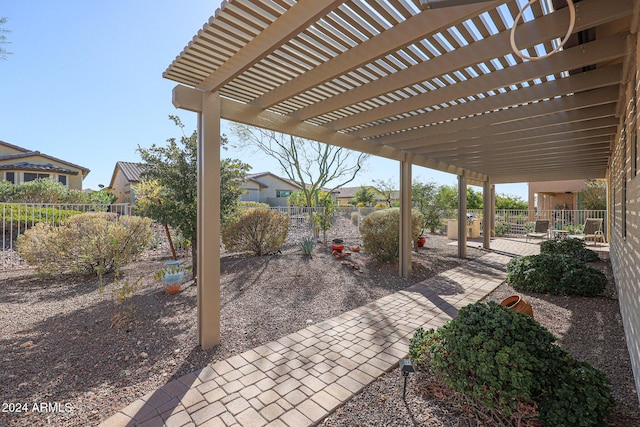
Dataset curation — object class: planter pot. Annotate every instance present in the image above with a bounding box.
[500,295,534,318]
[161,260,184,285]
[164,283,181,295]
[331,244,345,252]
[417,236,426,247]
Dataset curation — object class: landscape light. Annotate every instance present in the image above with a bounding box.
[399,358,415,400]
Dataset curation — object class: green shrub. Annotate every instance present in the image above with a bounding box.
[222,208,289,256]
[495,221,509,236]
[350,211,360,227]
[239,201,270,209]
[506,254,607,296]
[359,208,423,262]
[540,238,599,262]
[374,202,387,209]
[17,212,152,276]
[0,204,83,230]
[409,302,614,426]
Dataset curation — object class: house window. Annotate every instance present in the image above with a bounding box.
[5,172,15,184]
[276,190,293,198]
[23,172,50,182]
[58,175,67,186]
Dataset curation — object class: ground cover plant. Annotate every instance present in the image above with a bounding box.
[409,301,615,426]
[506,253,607,296]
[540,238,600,262]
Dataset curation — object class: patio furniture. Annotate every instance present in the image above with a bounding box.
[569,218,605,246]
[526,219,550,242]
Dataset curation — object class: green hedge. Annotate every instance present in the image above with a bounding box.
[506,253,607,296]
[409,302,614,426]
[540,238,599,262]
[0,204,84,230]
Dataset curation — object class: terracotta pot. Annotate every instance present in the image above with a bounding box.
[417,236,426,247]
[331,244,345,252]
[500,295,534,318]
[164,283,181,295]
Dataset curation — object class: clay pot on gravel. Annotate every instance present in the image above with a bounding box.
[417,236,427,247]
[331,238,345,252]
[500,294,534,318]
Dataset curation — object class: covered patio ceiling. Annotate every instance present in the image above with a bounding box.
[164,0,637,185]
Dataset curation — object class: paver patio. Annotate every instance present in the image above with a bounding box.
[100,238,546,427]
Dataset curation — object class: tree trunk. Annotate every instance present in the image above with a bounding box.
[190,235,197,280]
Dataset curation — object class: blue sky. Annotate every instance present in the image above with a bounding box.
[1,0,528,200]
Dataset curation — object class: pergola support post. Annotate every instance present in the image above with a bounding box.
[457,174,467,258]
[483,179,492,249]
[197,92,221,350]
[399,160,412,278]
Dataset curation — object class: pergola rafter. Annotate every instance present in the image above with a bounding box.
[164,0,638,347]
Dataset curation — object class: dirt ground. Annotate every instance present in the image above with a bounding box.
[1,224,637,426]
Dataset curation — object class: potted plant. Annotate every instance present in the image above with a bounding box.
[155,260,184,294]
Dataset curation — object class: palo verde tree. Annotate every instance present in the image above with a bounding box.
[136,116,250,277]
[350,186,376,206]
[232,124,368,232]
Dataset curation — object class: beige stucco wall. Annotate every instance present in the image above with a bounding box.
[0,145,23,156]
[110,168,135,204]
[0,154,84,190]
[608,34,640,404]
[239,181,261,203]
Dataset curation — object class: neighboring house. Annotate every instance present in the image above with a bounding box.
[107,161,145,204]
[528,180,589,212]
[334,185,388,206]
[240,172,301,207]
[0,140,90,190]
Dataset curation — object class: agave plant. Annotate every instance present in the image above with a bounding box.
[300,236,316,256]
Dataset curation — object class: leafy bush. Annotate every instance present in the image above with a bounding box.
[409,302,614,426]
[495,221,509,236]
[540,238,599,262]
[222,208,289,256]
[17,212,152,276]
[374,202,387,209]
[506,254,607,296]
[359,208,422,262]
[0,178,115,205]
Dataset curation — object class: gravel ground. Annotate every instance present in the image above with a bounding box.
[1,216,638,427]
[320,251,640,427]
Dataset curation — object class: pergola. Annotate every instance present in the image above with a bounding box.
[163,0,637,347]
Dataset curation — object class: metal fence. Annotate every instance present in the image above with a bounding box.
[0,203,131,271]
[466,209,607,238]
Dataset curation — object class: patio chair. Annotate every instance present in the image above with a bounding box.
[569,218,605,246]
[525,219,550,242]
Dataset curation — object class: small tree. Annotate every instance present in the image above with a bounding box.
[232,124,368,230]
[136,116,249,277]
[412,180,446,233]
[373,178,396,207]
[495,193,528,210]
[579,179,606,210]
[350,186,375,206]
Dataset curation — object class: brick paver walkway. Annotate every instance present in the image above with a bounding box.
[100,239,541,427]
